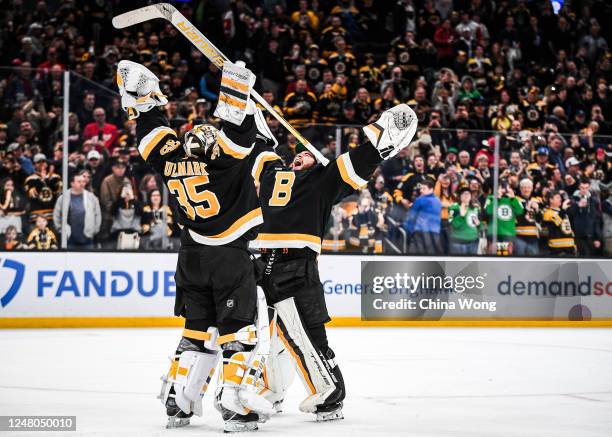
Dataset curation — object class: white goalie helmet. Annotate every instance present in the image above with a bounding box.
[183,124,219,158]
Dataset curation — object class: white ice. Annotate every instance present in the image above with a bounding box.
[0,327,611,436]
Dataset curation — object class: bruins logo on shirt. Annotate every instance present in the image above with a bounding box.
[39,186,53,202]
[160,138,181,155]
[527,108,540,121]
[497,205,513,220]
[308,67,321,81]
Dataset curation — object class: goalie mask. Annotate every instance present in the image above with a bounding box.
[183,124,219,158]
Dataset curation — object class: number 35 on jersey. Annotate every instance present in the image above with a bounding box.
[164,160,221,220]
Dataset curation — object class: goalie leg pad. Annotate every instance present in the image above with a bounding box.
[274,297,344,413]
[160,326,220,421]
[173,350,220,416]
[261,329,296,408]
[217,341,264,417]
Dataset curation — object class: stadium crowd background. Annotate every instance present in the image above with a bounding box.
[0,0,610,256]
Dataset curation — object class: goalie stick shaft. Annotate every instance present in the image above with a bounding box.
[113,3,329,166]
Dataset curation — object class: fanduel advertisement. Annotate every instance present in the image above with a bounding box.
[0,253,177,317]
[361,260,612,321]
[1,254,610,322]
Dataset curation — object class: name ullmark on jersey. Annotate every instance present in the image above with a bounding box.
[164,160,210,178]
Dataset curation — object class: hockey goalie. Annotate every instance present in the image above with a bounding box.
[248,101,418,421]
[117,58,277,432]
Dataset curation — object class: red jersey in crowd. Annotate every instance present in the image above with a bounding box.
[83,122,119,150]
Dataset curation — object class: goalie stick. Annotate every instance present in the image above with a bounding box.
[113,2,330,166]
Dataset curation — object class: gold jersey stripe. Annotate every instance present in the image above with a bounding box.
[256,233,321,244]
[548,238,575,248]
[337,153,368,190]
[252,152,281,183]
[208,208,262,239]
[217,131,250,159]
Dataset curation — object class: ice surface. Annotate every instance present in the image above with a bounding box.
[0,327,611,436]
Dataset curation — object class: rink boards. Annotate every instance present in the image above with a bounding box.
[0,252,611,328]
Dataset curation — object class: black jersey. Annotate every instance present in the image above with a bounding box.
[392,171,435,205]
[250,141,381,253]
[136,108,262,245]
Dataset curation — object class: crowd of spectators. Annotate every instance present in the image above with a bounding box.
[0,0,610,256]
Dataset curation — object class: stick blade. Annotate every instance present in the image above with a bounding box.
[112,3,176,28]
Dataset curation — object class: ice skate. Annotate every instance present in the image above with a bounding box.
[273,400,284,413]
[166,411,192,428]
[315,402,344,422]
[164,387,193,428]
[221,407,259,433]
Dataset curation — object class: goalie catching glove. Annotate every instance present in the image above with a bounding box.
[116,60,168,119]
[362,103,418,160]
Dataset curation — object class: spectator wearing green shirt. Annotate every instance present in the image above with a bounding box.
[457,76,482,102]
[448,186,481,255]
[484,181,524,255]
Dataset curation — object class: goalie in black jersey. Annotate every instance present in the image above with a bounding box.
[117,59,273,433]
[251,103,418,421]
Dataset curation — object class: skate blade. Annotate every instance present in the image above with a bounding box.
[166,416,190,428]
[223,420,258,433]
[315,408,344,422]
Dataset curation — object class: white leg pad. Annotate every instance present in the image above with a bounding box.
[173,350,219,416]
[261,330,296,406]
[274,297,337,413]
